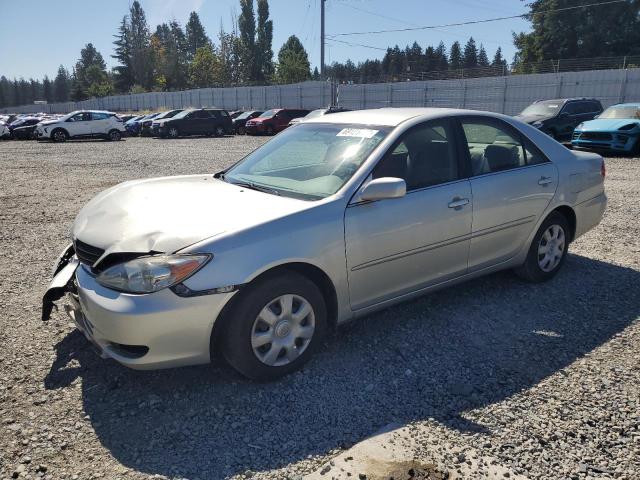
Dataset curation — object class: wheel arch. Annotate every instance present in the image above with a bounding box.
[550,204,577,242]
[51,126,69,138]
[209,261,339,361]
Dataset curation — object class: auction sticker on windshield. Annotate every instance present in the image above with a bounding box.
[336,128,379,138]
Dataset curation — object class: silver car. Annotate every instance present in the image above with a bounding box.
[43,108,607,380]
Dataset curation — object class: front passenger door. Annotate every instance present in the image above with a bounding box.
[345,119,472,310]
[65,112,91,137]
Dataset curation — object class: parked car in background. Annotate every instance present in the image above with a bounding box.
[515,98,602,141]
[44,108,606,380]
[233,110,263,135]
[0,122,11,139]
[572,103,640,154]
[288,106,351,127]
[8,116,42,137]
[12,121,41,140]
[245,109,310,135]
[229,110,245,119]
[119,114,137,123]
[35,110,126,142]
[150,109,184,136]
[157,108,232,138]
[124,115,146,136]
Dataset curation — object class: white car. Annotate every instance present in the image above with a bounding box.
[35,110,126,142]
[0,122,10,139]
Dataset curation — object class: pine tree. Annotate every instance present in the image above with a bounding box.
[434,41,449,70]
[463,37,478,69]
[276,35,311,84]
[478,44,490,67]
[128,1,154,89]
[186,12,210,60]
[112,16,133,92]
[256,0,274,83]
[53,66,71,102]
[449,41,462,71]
[492,47,507,70]
[43,76,53,102]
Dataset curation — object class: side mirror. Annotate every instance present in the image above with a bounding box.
[359,177,406,202]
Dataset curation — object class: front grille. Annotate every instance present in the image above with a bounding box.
[578,132,612,141]
[74,239,105,267]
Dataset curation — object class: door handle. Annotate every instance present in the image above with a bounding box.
[448,197,470,209]
[538,176,554,186]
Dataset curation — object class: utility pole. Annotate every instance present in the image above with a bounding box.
[321,0,326,79]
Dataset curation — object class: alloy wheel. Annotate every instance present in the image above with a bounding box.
[538,224,565,272]
[251,294,315,367]
[169,127,179,138]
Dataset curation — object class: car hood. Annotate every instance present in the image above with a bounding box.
[39,120,58,126]
[576,118,640,131]
[514,114,552,124]
[71,175,310,256]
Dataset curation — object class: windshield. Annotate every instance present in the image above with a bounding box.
[599,106,640,119]
[259,109,278,119]
[223,123,390,200]
[304,109,326,119]
[172,109,193,119]
[520,101,562,117]
[237,111,257,120]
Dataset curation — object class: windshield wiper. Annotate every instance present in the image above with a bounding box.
[229,180,281,196]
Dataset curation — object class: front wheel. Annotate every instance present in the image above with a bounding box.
[214,126,225,137]
[220,272,327,380]
[168,126,179,139]
[51,129,68,143]
[515,212,570,282]
[237,125,245,135]
[266,126,274,136]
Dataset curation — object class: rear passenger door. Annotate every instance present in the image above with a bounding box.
[459,117,558,272]
[194,110,213,134]
[345,119,472,310]
[89,112,111,136]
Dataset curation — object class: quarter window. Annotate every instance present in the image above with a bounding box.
[373,120,459,190]
[91,112,110,120]
[461,120,526,175]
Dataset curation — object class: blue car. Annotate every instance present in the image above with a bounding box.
[125,113,160,136]
[572,103,640,154]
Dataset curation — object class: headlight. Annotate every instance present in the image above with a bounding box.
[532,121,543,128]
[576,123,584,130]
[96,254,211,294]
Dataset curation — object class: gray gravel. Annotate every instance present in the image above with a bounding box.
[0,137,639,480]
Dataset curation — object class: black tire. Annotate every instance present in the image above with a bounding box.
[107,129,122,141]
[515,211,570,282]
[51,128,68,143]
[266,125,274,136]
[214,126,225,137]
[220,271,327,381]
[237,125,245,135]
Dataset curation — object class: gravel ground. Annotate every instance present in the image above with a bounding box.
[0,137,638,480]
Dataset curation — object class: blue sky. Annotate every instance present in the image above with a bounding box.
[0,0,531,80]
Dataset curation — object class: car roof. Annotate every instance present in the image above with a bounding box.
[609,102,640,108]
[304,107,503,127]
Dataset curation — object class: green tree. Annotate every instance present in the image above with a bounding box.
[189,45,220,88]
[43,76,53,102]
[449,41,462,70]
[238,0,257,83]
[256,0,274,82]
[276,35,310,84]
[185,11,210,60]
[128,1,154,89]
[217,23,242,86]
[478,44,490,67]
[434,41,449,70]
[112,16,134,92]
[53,66,71,102]
[463,37,478,69]
[513,0,640,65]
[71,43,111,100]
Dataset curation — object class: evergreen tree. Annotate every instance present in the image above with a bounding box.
[449,41,462,70]
[53,66,71,102]
[276,35,310,84]
[238,0,257,83]
[434,41,449,70]
[405,41,424,75]
[478,44,490,67]
[185,12,210,60]
[256,0,274,82]
[492,47,508,74]
[0,76,7,108]
[128,1,154,89]
[43,76,53,102]
[71,43,111,100]
[112,16,134,92]
[463,37,478,69]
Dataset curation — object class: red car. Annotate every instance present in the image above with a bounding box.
[245,108,310,135]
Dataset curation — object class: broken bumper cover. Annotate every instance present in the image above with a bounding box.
[42,248,237,370]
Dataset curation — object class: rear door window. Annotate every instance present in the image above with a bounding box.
[460,119,526,175]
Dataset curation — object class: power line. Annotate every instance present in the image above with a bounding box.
[327,0,628,38]
[326,38,388,52]
[336,2,421,28]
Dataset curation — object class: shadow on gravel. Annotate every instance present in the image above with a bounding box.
[44,254,640,479]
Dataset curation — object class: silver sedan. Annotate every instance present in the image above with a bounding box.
[43,108,607,380]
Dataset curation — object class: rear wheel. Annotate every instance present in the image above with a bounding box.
[515,212,570,282]
[266,125,274,136]
[52,129,68,143]
[220,272,327,380]
[107,129,122,141]
[215,126,225,137]
[237,125,246,135]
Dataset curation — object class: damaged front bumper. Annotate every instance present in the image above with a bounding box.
[42,244,237,369]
